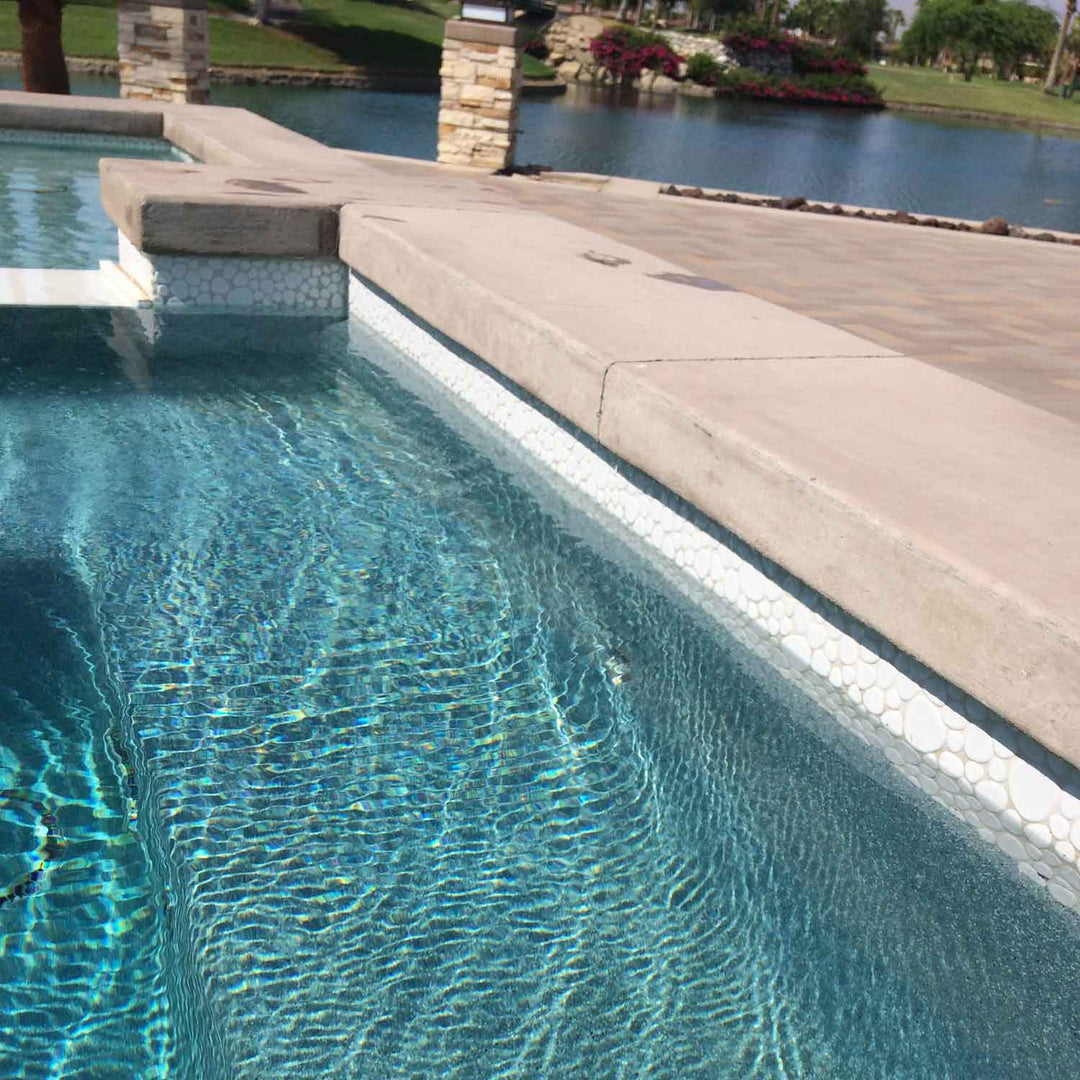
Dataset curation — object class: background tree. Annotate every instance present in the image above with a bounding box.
[1043,0,1076,91]
[786,0,887,53]
[899,0,1054,80]
[992,1,1056,78]
[832,0,889,54]
[688,0,753,28]
[787,0,842,37]
[883,7,906,41]
[18,0,70,94]
[1068,11,1080,53]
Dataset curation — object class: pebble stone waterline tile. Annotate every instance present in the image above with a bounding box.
[0,129,190,158]
[118,234,347,315]
[348,269,1080,915]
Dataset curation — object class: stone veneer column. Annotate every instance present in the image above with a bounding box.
[118,0,209,104]
[438,19,523,171]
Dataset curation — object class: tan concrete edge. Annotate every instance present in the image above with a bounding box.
[0,90,163,138]
[339,210,610,437]
[600,359,1080,765]
[100,159,340,256]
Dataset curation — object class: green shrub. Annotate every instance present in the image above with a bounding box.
[686,52,722,85]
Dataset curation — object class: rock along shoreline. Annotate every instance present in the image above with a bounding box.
[662,185,1080,246]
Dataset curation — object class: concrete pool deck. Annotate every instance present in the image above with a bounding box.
[1,89,1078,774]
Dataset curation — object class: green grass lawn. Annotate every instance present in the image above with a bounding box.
[0,0,554,77]
[0,3,120,60]
[872,65,1080,128]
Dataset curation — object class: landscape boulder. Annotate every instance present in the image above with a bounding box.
[981,217,1010,236]
[650,74,680,94]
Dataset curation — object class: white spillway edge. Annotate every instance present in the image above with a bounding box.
[0,267,141,307]
[99,260,151,307]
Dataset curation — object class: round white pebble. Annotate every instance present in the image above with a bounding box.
[997,833,1027,861]
[975,779,1009,813]
[862,686,885,716]
[905,695,946,753]
[964,725,994,763]
[938,751,964,780]
[781,635,811,669]
[1008,758,1059,822]
[1048,882,1078,908]
[1024,822,1053,848]
[1050,814,1070,841]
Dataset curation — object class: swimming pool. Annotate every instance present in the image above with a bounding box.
[0,130,183,269]
[1,306,1078,1078]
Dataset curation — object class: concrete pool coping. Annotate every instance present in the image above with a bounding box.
[2,90,1078,771]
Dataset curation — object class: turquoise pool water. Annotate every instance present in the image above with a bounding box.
[0,131,182,268]
[1,308,1079,1078]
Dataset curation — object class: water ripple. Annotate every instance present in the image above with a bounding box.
[0,311,1078,1078]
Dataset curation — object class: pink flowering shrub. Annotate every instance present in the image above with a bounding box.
[722,23,869,79]
[588,27,683,82]
[793,43,867,77]
[715,68,883,107]
[723,24,796,55]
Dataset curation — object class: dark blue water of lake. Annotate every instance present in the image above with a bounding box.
[2,71,1077,231]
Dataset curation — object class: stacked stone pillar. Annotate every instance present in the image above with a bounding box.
[438,20,523,171]
[118,0,209,104]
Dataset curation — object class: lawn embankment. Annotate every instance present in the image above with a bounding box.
[0,0,556,79]
[872,65,1080,131]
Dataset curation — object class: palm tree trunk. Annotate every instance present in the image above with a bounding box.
[1044,0,1076,94]
[617,0,630,20]
[18,0,69,95]
[769,0,783,30]
[634,0,646,24]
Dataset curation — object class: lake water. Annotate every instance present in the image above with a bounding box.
[3,71,1079,232]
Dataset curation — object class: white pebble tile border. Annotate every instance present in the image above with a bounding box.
[0,127,190,160]
[118,233,347,316]
[348,269,1080,915]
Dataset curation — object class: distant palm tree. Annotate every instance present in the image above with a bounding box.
[884,7,905,43]
[18,0,70,94]
[1045,0,1076,93]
